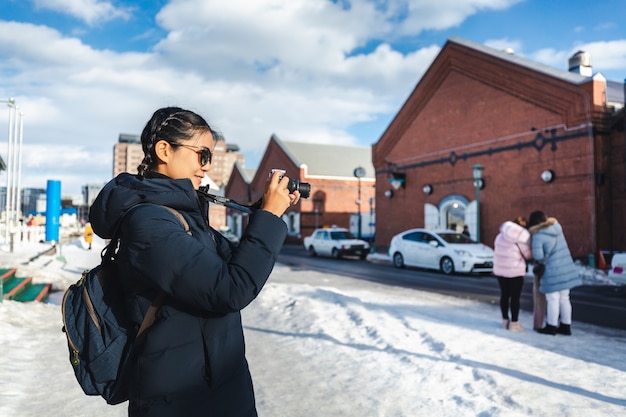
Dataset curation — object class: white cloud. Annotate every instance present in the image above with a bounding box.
[398,0,524,34]
[573,39,626,72]
[1,0,624,195]
[32,0,132,25]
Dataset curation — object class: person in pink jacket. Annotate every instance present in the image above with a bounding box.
[493,217,532,331]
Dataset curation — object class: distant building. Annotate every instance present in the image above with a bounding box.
[113,133,143,177]
[210,138,245,188]
[81,184,104,207]
[21,188,46,217]
[225,134,375,243]
[0,187,46,219]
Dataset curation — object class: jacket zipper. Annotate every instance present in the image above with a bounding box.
[62,284,81,366]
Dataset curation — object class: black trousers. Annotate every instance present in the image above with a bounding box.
[497,276,525,322]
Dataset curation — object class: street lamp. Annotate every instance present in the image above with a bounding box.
[1,98,16,244]
[354,166,366,239]
[472,163,484,242]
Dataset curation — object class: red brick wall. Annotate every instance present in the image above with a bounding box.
[299,177,375,237]
[609,110,626,251]
[373,42,613,259]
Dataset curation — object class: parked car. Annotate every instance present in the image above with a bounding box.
[388,228,494,275]
[303,227,370,259]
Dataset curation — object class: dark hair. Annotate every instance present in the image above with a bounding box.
[527,211,547,228]
[513,216,527,228]
[137,107,214,177]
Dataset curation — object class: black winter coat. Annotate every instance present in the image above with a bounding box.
[89,173,287,417]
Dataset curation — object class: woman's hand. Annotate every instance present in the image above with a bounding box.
[261,171,301,217]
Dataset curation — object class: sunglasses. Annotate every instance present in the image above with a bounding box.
[176,144,213,166]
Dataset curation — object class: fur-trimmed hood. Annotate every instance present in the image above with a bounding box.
[529,217,558,235]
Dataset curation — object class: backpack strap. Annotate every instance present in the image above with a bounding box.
[135,292,166,346]
[162,206,192,235]
[134,206,190,346]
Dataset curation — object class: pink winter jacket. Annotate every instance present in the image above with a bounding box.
[493,221,532,278]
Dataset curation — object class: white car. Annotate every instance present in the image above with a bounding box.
[389,228,494,275]
[303,228,370,260]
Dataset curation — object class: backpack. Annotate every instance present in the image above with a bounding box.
[61,206,190,404]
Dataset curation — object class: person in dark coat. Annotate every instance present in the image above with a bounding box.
[89,106,300,417]
[528,210,581,336]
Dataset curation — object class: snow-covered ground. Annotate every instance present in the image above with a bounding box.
[1,235,625,417]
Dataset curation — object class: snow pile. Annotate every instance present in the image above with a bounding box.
[0,236,625,416]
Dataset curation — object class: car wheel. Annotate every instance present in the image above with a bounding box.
[332,248,341,259]
[308,246,317,257]
[393,252,405,268]
[359,253,367,260]
[440,256,454,275]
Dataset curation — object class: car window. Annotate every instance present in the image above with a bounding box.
[437,233,475,244]
[330,230,353,240]
[403,232,421,242]
[420,233,438,245]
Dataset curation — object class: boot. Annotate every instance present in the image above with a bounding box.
[557,323,572,336]
[536,324,557,335]
[509,321,524,332]
[502,319,510,329]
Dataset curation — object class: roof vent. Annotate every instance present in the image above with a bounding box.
[568,50,592,77]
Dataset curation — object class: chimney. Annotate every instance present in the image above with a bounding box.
[568,50,592,77]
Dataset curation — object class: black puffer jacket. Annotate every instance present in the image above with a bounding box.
[89,173,287,417]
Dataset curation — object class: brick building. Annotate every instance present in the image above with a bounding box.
[372,36,625,259]
[224,134,375,244]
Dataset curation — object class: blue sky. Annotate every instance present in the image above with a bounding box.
[1,0,625,195]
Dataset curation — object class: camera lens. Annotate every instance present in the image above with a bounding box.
[287,179,311,199]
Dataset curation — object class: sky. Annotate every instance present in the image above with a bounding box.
[1,0,626,196]
[1,232,625,416]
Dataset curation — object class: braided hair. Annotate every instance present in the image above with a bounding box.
[137,107,213,177]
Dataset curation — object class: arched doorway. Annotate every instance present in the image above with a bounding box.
[439,195,469,232]
[424,195,473,234]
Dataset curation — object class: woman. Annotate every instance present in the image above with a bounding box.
[492,217,531,331]
[89,107,300,416]
[528,210,581,336]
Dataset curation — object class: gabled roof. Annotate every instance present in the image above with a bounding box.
[271,134,374,178]
[450,36,624,107]
[373,36,622,165]
[230,160,256,183]
[448,36,590,85]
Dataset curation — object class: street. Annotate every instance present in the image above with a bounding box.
[278,244,626,331]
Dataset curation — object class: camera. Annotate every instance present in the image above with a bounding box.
[271,169,311,199]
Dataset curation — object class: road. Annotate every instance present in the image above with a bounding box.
[278,244,626,331]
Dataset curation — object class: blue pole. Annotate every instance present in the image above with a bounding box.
[45,180,61,242]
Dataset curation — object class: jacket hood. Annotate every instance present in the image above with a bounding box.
[499,221,530,243]
[89,173,201,238]
[529,217,561,237]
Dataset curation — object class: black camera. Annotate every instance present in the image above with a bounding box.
[271,169,311,199]
[286,179,311,199]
